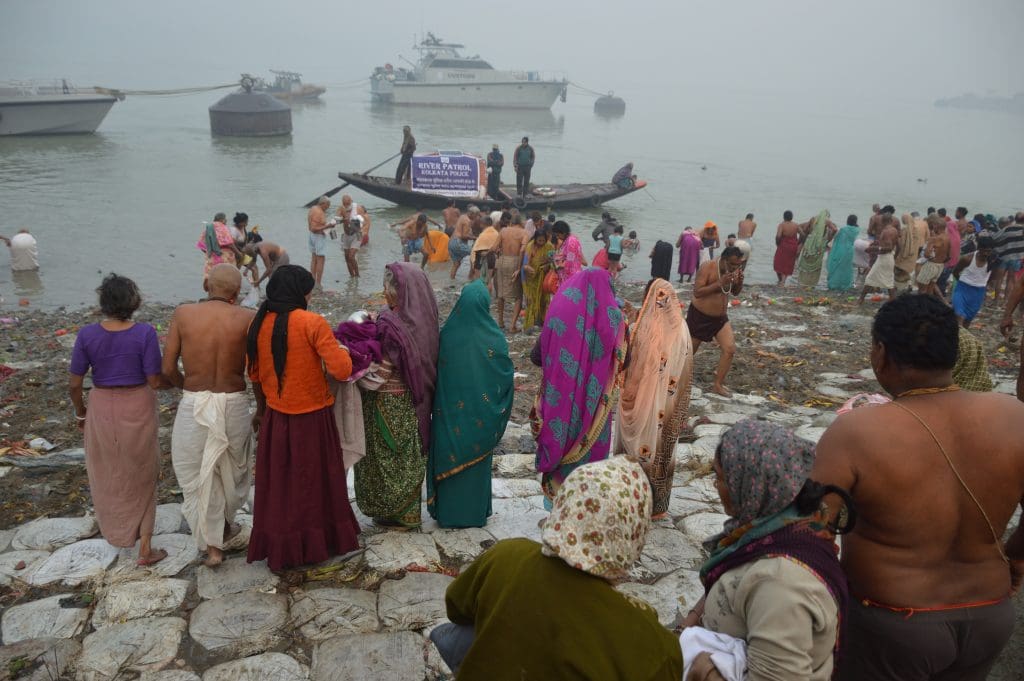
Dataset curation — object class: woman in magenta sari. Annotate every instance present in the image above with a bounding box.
[676,227,701,282]
[200,212,243,280]
[551,221,587,289]
[531,268,626,506]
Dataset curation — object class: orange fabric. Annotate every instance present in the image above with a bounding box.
[424,229,450,263]
[248,310,352,414]
[858,595,1008,619]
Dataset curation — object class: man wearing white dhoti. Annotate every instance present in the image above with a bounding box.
[163,264,256,566]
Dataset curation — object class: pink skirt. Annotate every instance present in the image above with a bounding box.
[84,386,159,547]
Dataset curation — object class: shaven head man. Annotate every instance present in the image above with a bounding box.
[162,263,256,567]
[813,294,1024,680]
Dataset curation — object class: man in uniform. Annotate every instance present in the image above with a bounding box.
[513,136,535,197]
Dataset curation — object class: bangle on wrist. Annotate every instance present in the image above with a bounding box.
[75,414,86,421]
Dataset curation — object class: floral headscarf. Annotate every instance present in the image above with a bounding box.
[715,418,815,538]
[541,457,651,582]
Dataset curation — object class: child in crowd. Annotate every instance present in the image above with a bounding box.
[607,226,625,280]
[622,230,640,253]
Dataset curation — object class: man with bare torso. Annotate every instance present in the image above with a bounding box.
[686,246,744,397]
[442,200,461,237]
[813,294,1024,680]
[916,215,951,300]
[737,213,757,239]
[495,212,526,333]
[243,241,288,287]
[163,265,255,567]
[307,196,333,291]
[858,215,899,304]
[449,206,477,279]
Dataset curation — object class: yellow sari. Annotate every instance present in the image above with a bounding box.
[522,239,555,330]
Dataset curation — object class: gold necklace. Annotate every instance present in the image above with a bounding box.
[895,384,961,398]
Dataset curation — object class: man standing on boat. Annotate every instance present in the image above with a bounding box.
[486,144,504,200]
[514,136,535,198]
[395,125,416,185]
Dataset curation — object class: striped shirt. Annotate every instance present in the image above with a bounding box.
[995,224,1024,262]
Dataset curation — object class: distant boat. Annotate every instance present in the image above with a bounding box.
[335,172,646,211]
[255,71,325,100]
[370,33,566,109]
[0,80,120,136]
[934,92,1024,115]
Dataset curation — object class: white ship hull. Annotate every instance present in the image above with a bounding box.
[0,94,117,136]
[372,80,564,109]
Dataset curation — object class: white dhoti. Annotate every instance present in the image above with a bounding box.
[171,390,253,550]
[865,251,896,290]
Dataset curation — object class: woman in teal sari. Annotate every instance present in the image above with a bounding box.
[797,210,834,287]
[428,280,514,528]
[826,214,860,290]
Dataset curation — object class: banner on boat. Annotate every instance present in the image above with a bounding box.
[411,153,483,197]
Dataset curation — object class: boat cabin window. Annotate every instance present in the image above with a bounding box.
[427,58,494,70]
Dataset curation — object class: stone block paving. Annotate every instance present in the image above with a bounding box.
[0,376,1019,679]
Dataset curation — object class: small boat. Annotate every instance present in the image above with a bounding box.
[0,80,121,136]
[336,172,647,211]
[255,71,325,100]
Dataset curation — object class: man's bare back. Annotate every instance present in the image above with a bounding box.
[443,206,461,230]
[874,223,899,255]
[453,215,473,241]
[163,267,255,394]
[815,391,1024,606]
[737,217,757,239]
[777,220,800,240]
[498,225,526,256]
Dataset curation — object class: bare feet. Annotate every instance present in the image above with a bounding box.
[202,547,224,567]
[711,384,733,398]
[136,548,168,567]
[509,326,519,334]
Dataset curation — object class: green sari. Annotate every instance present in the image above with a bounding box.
[356,389,425,527]
[428,280,514,527]
[798,210,830,287]
[523,240,555,330]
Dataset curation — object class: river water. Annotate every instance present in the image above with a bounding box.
[1,85,1021,309]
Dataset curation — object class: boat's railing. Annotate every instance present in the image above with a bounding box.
[0,79,86,95]
[508,71,568,83]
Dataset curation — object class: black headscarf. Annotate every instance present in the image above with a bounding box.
[246,265,315,395]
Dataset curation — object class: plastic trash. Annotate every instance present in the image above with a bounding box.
[28,438,56,451]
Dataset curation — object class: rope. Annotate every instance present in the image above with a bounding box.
[568,81,610,98]
[92,84,237,98]
[320,78,370,89]
[890,397,1010,564]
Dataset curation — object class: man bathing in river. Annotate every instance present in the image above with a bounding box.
[686,245,744,397]
[813,294,1024,680]
[737,213,757,239]
[163,265,255,567]
[306,196,332,291]
[243,241,288,287]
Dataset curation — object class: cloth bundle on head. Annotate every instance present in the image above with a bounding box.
[615,278,693,516]
[377,262,439,454]
[245,265,315,395]
[541,456,651,581]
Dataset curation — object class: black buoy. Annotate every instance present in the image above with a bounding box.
[209,75,292,137]
[594,92,626,117]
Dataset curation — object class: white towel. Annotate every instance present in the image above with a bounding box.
[680,627,747,681]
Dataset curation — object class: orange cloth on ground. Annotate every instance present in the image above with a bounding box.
[248,309,352,414]
[424,229,450,263]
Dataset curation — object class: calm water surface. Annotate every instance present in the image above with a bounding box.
[1,85,1021,309]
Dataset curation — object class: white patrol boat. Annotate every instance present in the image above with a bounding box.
[371,33,566,109]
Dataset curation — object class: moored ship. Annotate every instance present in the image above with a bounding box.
[371,33,566,109]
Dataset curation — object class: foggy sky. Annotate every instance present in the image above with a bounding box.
[1,0,1021,101]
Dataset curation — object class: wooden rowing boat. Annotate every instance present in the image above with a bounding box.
[336,172,647,211]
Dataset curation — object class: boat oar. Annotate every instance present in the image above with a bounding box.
[302,152,402,208]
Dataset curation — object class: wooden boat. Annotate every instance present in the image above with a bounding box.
[336,172,647,211]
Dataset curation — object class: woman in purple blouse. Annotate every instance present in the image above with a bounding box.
[69,274,167,566]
